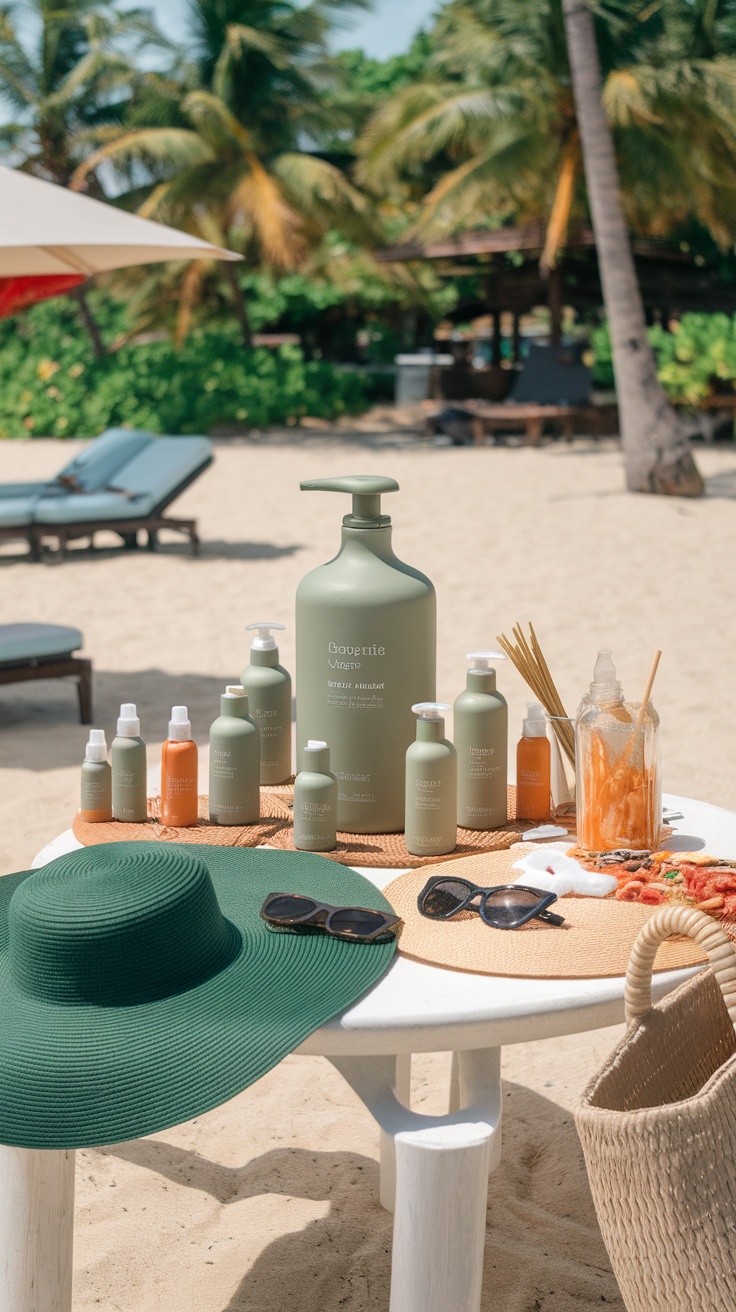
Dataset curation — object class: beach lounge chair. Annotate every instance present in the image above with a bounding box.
[0,431,213,557]
[0,623,92,722]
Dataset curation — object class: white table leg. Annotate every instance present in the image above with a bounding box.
[0,1147,75,1312]
[329,1047,501,1312]
[378,1053,411,1212]
[390,1122,492,1312]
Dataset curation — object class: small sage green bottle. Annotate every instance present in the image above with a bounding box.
[208,686,260,825]
[293,739,337,852]
[454,651,508,830]
[296,476,436,834]
[80,729,112,822]
[112,703,148,822]
[405,703,457,857]
[240,622,292,785]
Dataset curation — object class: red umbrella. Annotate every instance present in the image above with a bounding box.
[0,274,85,318]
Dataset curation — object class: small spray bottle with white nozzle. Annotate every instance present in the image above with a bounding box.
[80,729,112,822]
[516,702,551,821]
[454,650,508,829]
[112,702,147,822]
[405,702,457,856]
[161,705,198,827]
[240,622,292,784]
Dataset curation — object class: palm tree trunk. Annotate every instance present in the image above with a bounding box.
[561,0,703,496]
[224,264,252,349]
[72,287,105,359]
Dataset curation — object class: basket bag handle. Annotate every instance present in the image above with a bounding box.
[625,904,736,1027]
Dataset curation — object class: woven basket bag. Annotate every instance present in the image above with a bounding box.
[575,905,736,1312]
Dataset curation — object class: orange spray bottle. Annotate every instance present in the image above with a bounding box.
[161,705,199,827]
[516,702,551,821]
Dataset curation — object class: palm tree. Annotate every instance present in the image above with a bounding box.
[358,0,736,270]
[71,0,376,344]
[561,0,703,494]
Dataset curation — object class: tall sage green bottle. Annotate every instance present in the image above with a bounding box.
[405,703,457,856]
[112,702,148,822]
[208,685,260,825]
[296,475,436,833]
[240,622,292,784]
[293,739,337,852]
[454,651,508,830]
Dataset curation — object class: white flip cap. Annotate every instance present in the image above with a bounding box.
[412,702,451,720]
[306,739,328,750]
[245,622,285,651]
[85,728,107,762]
[116,702,140,736]
[467,650,507,670]
[522,702,547,737]
[167,705,192,740]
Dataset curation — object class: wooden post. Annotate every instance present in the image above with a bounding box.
[491,309,503,365]
[390,1123,492,1312]
[0,1147,75,1312]
[548,267,563,346]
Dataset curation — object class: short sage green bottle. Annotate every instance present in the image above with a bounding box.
[80,729,112,822]
[405,703,457,857]
[240,622,292,784]
[293,740,337,852]
[454,651,508,830]
[296,476,436,833]
[112,703,148,822]
[208,686,260,825]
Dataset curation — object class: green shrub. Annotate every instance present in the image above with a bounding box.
[590,314,736,406]
[0,296,372,438]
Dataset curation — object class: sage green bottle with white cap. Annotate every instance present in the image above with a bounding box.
[293,739,337,852]
[112,702,147,822]
[454,651,508,829]
[208,685,260,825]
[240,622,292,784]
[405,703,457,856]
[296,476,436,833]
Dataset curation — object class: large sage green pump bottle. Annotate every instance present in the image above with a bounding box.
[296,475,436,833]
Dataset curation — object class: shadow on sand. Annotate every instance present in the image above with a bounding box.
[0,538,302,566]
[100,1079,623,1311]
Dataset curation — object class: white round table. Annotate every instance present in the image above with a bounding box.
[13,793,730,1312]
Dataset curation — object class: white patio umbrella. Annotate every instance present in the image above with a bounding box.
[0,165,240,277]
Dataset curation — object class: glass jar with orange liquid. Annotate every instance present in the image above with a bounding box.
[575,650,661,852]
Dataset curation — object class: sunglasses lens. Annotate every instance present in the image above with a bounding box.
[264,895,317,920]
[328,908,389,938]
[482,887,545,927]
[422,880,471,917]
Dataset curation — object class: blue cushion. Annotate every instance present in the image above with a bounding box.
[0,482,48,499]
[108,436,212,504]
[34,490,153,524]
[0,623,83,665]
[0,496,36,527]
[55,428,154,492]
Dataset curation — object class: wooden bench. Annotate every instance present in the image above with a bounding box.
[0,624,92,723]
[425,400,577,445]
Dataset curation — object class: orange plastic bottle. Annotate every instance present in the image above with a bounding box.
[516,703,551,821]
[161,705,199,827]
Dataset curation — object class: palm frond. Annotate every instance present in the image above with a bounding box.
[70,127,212,190]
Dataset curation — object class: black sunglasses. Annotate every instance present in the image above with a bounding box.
[260,893,402,943]
[417,876,565,929]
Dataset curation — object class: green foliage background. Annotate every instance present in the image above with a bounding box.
[591,315,736,405]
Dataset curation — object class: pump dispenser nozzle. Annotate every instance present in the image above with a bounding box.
[300,475,399,527]
[167,705,192,741]
[246,621,285,651]
[85,728,107,762]
[467,650,506,671]
[116,702,140,737]
[589,649,623,704]
[412,702,450,720]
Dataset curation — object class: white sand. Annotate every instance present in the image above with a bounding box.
[2,428,736,1309]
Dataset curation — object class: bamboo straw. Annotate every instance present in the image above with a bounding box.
[496,623,575,765]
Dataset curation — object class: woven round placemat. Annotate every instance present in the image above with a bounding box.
[72,794,287,848]
[383,847,708,978]
[265,785,543,868]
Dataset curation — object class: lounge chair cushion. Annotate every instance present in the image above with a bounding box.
[0,495,37,527]
[0,622,83,666]
[0,482,48,499]
[34,436,212,525]
[54,428,153,493]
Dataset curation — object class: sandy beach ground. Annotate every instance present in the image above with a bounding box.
[2,426,736,1310]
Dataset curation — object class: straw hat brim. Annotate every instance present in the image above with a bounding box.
[0,844,396,1150]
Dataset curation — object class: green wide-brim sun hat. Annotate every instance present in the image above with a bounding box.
[0,842,396,1149]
